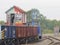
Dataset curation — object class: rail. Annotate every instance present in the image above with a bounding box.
[40,36,60,45]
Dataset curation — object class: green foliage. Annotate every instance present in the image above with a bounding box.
[0,21,5,25]
[26,9,40,22]
[27,9,60,33]
[42,29,53,34]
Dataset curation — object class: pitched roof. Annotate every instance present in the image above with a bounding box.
[5,6,25,13]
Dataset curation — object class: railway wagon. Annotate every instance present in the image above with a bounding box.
[0,25,41,45]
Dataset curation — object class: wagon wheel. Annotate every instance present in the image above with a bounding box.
[11,39,17,45]
[9,41,16,45]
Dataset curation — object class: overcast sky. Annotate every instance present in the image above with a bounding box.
[0,0,60,21]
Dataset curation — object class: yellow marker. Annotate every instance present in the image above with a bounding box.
[1,30,5,39]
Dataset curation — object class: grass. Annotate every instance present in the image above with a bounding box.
[42,29,53,34]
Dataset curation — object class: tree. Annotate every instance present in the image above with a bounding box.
[26,8,60,32]
[26,9,47,30]
[0,21,5,25]
[26,9,40,22]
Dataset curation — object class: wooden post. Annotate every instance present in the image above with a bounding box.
[54,26,59,36]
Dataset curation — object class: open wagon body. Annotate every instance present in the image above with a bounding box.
[0,25,42,45]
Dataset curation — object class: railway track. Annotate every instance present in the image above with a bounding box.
[21,36,60,45]
[41,36,60,45]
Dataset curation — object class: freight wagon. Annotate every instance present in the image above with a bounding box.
[0,25,42,45]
